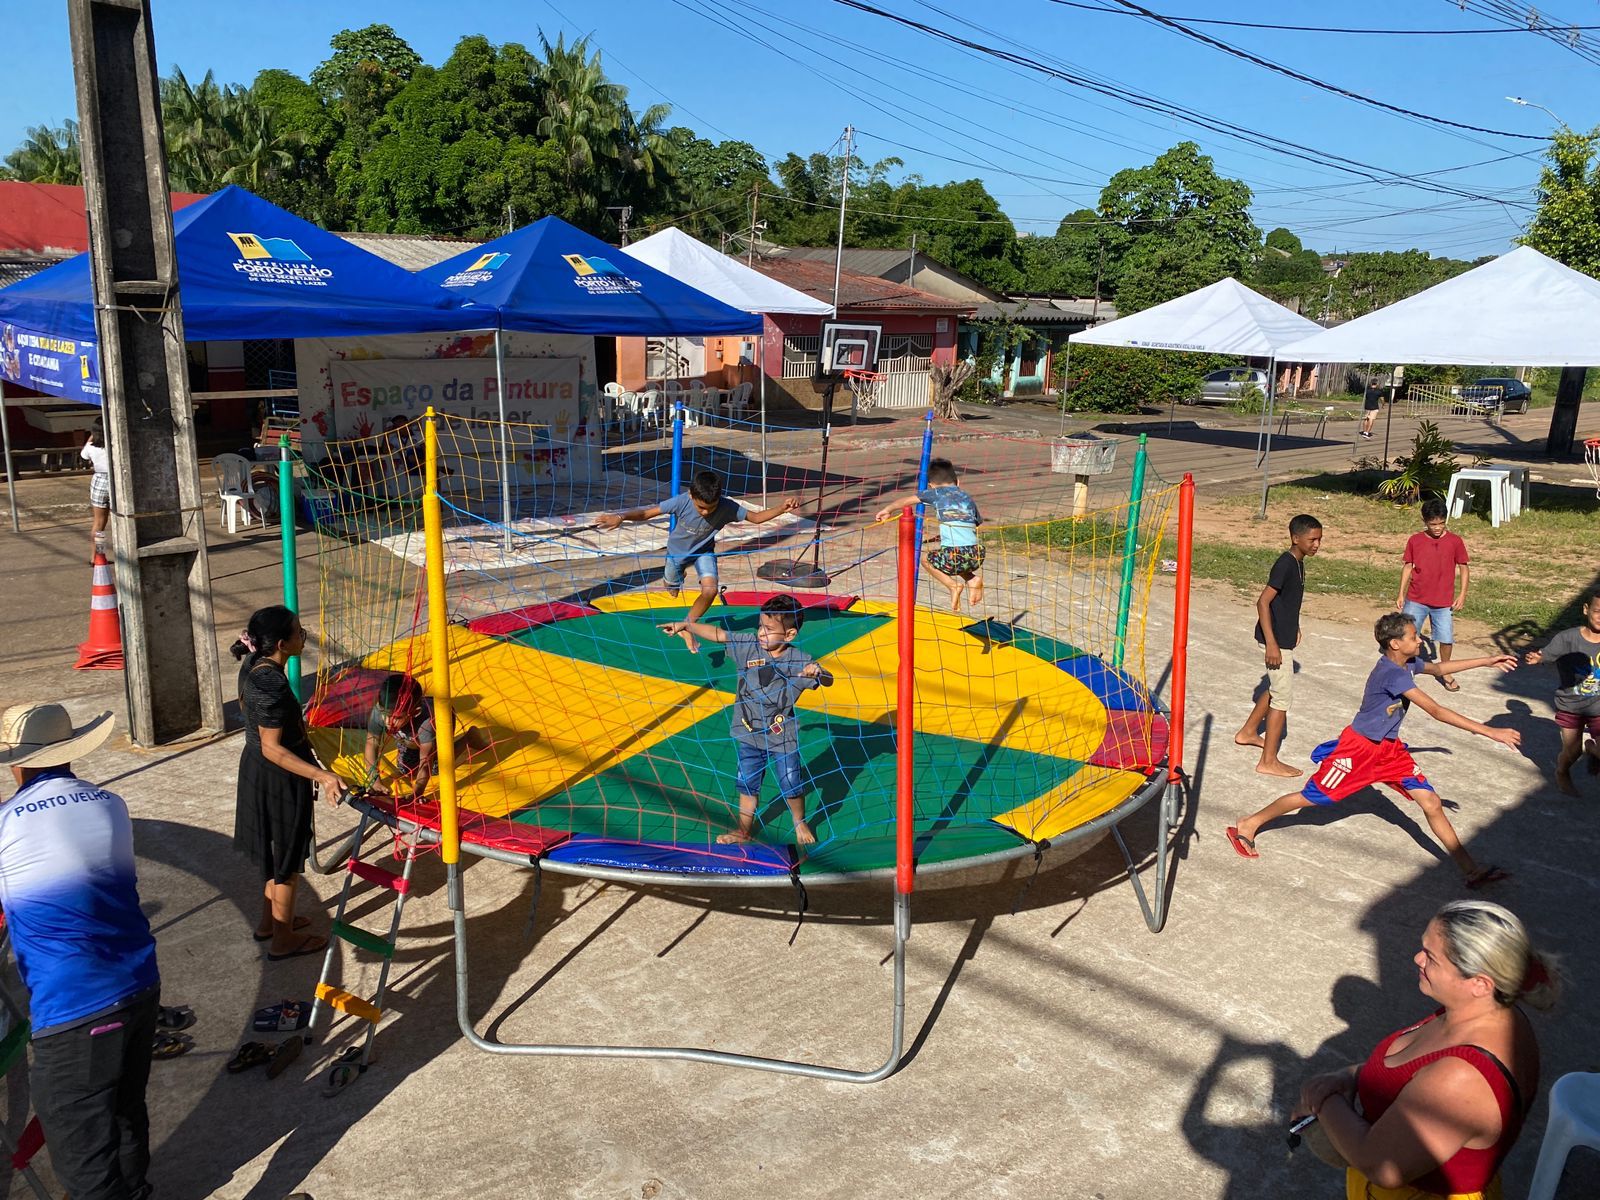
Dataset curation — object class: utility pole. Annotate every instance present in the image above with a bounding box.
[831,125,854,317]
[67,0,222,745]
[607,205,633,245]
[506,202,514,234]
[908,231,917,285]
[1091,235,1105,321]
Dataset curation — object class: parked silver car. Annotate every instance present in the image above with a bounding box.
[1193,367,1268,404]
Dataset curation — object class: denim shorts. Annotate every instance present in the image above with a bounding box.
[735,740,806,798]
[664,551,718,589]
[1403,600,1454,647]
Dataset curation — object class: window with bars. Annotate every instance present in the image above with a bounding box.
[879,333,932,373]
[782,335,821,379]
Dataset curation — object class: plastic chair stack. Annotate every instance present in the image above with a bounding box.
[212,452,259,533]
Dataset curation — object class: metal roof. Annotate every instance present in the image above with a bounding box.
[747,258,975,313]
[336,231,483,271]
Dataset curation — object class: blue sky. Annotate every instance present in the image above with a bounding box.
[4,0,1595,257]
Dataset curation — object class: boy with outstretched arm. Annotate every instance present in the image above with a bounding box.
[1396,496,1471,691]
[874,458,985,611]
[1522,588,1600,794]
[598,469,799,653]
[659,595,834,846]
[1228,611,1520,888]
[1235,514,1323,777]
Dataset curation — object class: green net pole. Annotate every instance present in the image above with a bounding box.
[278,433,301,700]
[1113,432,1148,667]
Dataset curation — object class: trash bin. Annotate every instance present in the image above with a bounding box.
[1050,435,1119,475]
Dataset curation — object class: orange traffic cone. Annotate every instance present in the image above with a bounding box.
[75,549,124,670]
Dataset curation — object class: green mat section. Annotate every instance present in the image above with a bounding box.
[509,605,891,685]
[509,708,1083,875]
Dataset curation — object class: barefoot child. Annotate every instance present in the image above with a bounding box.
[1522,588,1600,795]
[1235,514,1322,777]
[874,458,985,610]
[659,595,833,845]
[1397,497,1470,691]
[598,470,799,653]
[1228,611,1520,888]
[362,673,487,800]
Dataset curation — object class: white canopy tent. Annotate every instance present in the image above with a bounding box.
[1067,277,1325,513]
[1276,246,1600,366]
[627,229,832,489]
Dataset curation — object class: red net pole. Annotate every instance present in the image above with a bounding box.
[896,505,916,896]
[1168,474,1195,783]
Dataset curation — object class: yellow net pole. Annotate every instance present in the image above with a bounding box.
[422,407,460,864]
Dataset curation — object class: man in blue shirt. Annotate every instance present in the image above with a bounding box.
[0,702,159,1200]
[598,470,800,653]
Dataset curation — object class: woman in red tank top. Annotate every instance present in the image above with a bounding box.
[1293,901,1558,1199]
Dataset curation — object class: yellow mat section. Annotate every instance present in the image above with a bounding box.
[991,762,1151,841]
[308,628,731,819]
[801,609,1108,762]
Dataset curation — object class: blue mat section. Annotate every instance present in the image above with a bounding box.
[1054,655,1152,712]
[544,837,794,877]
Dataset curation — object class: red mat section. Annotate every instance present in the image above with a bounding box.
[1088,710,1170,772]
[305,666,395,730]
[466,601,599,637]
[370,796,570,858]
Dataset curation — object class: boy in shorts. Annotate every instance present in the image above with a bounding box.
[874,458,984,610]
[598,470,799,653]
[1396,497,1470,691]
[659,595,834,846]
[1235,514,1322,777]
[1522,588,1600,794]
[1228,611,1520,888]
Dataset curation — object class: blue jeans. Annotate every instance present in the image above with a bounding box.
[1403,600,1454,648]
[663,551,717,589]
[735,741,806,798]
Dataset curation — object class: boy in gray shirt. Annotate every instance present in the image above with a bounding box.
[599,470,799,653]
[1523,588,1600,794]
[659,595,834,845]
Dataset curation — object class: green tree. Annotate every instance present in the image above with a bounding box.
[1520,125,1600,456]
[1018,210,1105,296]
[4,121,82,184]
[1254,227,1324,298]
[310,24,422,148]
[252,68,344,225]
[893,178,1024,293]
[1098,142,1258,313]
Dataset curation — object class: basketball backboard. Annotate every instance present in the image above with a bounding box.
[820,321,882,376]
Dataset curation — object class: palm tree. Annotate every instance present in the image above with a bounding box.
[217,91,299,190]
[4,121,82,185]
[533,34,631,225]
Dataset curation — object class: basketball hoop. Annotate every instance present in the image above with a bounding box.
[842,369,884,411]
[1585,437,1600,499]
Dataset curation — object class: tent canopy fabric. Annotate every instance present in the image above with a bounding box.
[0,185,484,344]
[418,217,761,335]
[1067,276,1322,357]
[624,228,832,316]
[1274,246,1600,367]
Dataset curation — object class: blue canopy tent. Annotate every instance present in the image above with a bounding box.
[418,216,761,533]
[0,186,488,527]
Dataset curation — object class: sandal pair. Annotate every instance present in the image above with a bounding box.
[227,1036,302,1079]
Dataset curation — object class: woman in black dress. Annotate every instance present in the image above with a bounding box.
[232,606,344,960]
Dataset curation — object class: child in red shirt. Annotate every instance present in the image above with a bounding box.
[1397,498,1470,691]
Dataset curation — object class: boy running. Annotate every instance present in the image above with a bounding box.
[1522,588,1600,795]
[1397,497,1470,691]
[1235,514,1322,777]
[598,470,799,653]
[1228,611,1520,888]
[874,458,985,610]
[659,595,834,846]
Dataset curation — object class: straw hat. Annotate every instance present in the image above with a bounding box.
[0,703,115,767]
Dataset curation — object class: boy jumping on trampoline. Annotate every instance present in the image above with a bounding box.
[1522,588,1600,795]
[874,458,985,610]
[659,595,834,846]
[1235,513,1322,778]
[599,470,800,654]
[1227,611,1520,888]
[362,673,488,800]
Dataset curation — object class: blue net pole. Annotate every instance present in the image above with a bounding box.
[669,402,684,532]
[912,411,934,590]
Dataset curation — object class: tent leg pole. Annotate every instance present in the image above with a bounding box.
[1256,358,1278,520]
[494,329,512,552]
[0,382,17,533]
[1382,367,1396,468]
[759,331,769,506]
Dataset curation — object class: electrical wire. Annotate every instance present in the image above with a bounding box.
[1048,1,1600,37]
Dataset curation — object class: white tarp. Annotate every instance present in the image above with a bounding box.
[626,228,832,316]
[1274,246,1600,366]
[1067,276,1322,355]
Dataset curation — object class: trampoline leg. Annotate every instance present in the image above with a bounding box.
[449,864,910,1083]
[1113,778,1178,934]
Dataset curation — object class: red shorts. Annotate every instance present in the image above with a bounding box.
[1554,708,1600,736]
[1302,727,1431,805]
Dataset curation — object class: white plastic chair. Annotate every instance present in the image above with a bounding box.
[602,382,624,428]
[1527,1072,1600,1200]
[1445,467,1515,527]
[212,452,258,533]
[635,389,662,432]
[725,381,753,423]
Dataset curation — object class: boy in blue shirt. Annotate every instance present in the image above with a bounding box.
[875,458,985,610]
[599,470,799,653]
[659,595,834,845]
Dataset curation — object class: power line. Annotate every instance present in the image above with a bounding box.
[1048,1,1600,36]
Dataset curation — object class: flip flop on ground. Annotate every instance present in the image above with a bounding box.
[253,916,313,943]
[266,934,328,962]
[152,1032,193,1060]
[1226,826,1259,860]
[156,1004,195,1032]
[1465,865,1511,890]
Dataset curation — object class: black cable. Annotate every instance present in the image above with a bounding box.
[1049,0,1600,36]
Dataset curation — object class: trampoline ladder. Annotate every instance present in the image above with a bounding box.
[306,812,419,1086]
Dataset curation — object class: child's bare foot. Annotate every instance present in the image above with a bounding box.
[793,819,817,846]
[946,585,963,611]
[1586,739,1600,775]
[677,629,701,655]
[1234,732,1266,749]
[1256,759,1303,778]
[1555,767,1578,796]
[716,829,753,844]
[970,577,984,605]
